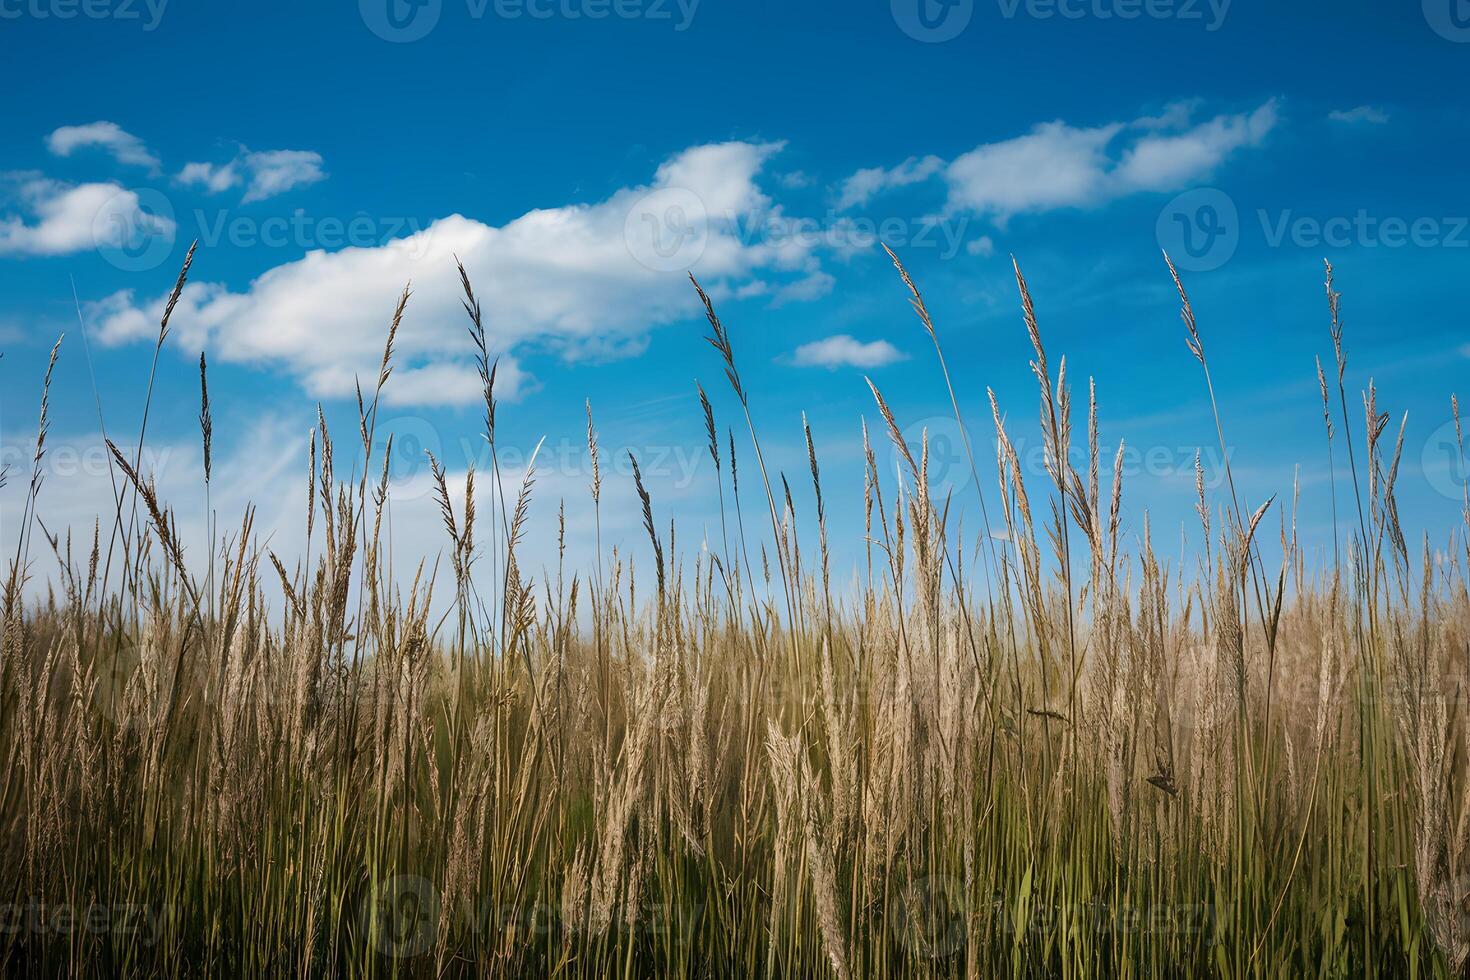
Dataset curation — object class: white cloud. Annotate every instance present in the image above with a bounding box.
[177,160,241,194]
[46,122,160,171]
[838,155,944,210]
[773,271,835,306]
[0,178,173,257]
[790,334,906,369]
[89,141,823,408]
[841,100,1279,223]
[947,121,1125,219]
[1329,105,1390,125]
[1134,99,1204,131]
[1113,101,1278,191]
[177,148,326,201]
[241,150,327,202]
[966,235,995,257]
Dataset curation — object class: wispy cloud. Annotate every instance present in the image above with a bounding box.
[1329,105,1390,125]
[840,100,1279,223]
[176,160,241,194]
[789,334,906,369]
[1112,102,1277,190]
[838,155,944,210]
[240,150,327,202]
[177,148,327,202]
[46,121,160,171]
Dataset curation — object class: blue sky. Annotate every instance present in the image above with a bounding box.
[2,0,1468,592]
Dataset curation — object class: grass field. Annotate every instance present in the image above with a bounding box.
[3,246,1468,977]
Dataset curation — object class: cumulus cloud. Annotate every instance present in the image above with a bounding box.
[840,100,1279,223]
[178,149,327,201]
[1329,105,1390,125]
[90,141,823,407]
[0,178,173,257]
[789,334,905,369]
[46,121,159,171]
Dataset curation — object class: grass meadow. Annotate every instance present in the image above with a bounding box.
[3,245,1469,977]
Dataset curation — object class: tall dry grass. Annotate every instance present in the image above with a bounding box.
[2,247,1469,978]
